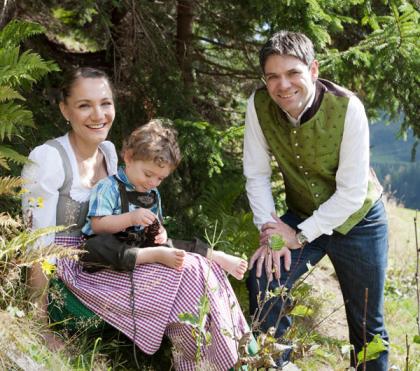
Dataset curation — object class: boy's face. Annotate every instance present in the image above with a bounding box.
[124,155,172,192]
[263,54,318,119]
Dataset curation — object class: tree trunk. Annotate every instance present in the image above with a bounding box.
[0,0,17,29]
[176,0,194,87]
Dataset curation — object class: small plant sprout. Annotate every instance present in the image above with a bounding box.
[269,234,285,251]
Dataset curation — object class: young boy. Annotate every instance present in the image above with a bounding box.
[82,119,248,279]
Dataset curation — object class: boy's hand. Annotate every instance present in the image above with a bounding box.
[155,225,168,245]
[130,208,156,226]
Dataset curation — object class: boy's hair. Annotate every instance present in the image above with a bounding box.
[121,119,181,170]
[60,67,114,102]
[259,30,315,72]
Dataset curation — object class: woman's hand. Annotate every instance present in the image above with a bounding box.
[260,212,301,250]
[130,208,157,226]
[155,224,168,245]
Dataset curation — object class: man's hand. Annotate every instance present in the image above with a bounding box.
[155,224,168,245]
[249,245,291,282]
[260,212,301,250]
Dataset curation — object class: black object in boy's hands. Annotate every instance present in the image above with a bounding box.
[142,219,161,247]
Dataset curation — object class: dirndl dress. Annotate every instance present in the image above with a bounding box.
[56,235,249,371]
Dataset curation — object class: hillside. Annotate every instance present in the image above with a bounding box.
[370,122,419,209]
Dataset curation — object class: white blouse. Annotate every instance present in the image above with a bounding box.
[21,133,118,249]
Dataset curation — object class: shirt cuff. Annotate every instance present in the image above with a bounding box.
[297,216,333,243]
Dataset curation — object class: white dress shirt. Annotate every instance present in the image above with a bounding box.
[243,87,372,242]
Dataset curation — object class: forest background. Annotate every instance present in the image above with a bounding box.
[0,0,419,370]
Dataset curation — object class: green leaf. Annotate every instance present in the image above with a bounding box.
[269,234,284,251]
[290,304,314,317]
[357,334,387,363]
[205,332,212,344]
[52,7,78,25]
[198,295,210,316]
[178,312,199,327]
[413,335,420,344]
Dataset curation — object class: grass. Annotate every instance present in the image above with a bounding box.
[290,201,420,370]
[385,204,419,370]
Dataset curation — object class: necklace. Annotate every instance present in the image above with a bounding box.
[69,134,106,188]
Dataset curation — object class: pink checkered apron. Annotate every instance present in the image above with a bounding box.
[55,236,249,370]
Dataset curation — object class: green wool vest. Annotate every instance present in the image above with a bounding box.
[254,88,381,234]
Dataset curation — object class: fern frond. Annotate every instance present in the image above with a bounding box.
[0,20,45,48]
[0,153,8,169]
[199,176,245,220]
[0,176,25,196]
[0,86,24,102]
[217,211,259,257]
[0,213,21,237]
[0,213,20,229]
[0,102,34,141]
[0,225,69,261]
[0,145,29,169]
[18,242,83,267]
[0,48,59,88]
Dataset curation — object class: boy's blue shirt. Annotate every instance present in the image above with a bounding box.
[82,167,161,235]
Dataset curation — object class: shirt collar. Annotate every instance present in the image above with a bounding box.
[116,167,136,190]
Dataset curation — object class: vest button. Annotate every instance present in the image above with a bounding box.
[315,193,319,198]
[296,155,300,159]
[299,165,303,169]
[304,171,308,175]
[311,183,315,187]
[292,130,297,134]
[295,143,299,147]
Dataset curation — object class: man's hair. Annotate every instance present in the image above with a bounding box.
[60,67,114,102]
[259,31,315,72]
[121,119,181,170]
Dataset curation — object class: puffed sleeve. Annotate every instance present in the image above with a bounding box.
[100,140,118,176]
[21,143,65,249]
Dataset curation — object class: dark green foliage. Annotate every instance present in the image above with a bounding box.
[160,119,246,239]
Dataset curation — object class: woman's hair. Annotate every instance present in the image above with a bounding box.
[121,119,181,170]
[60,67,114,102]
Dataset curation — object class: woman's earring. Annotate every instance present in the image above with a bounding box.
[66,120,70,126]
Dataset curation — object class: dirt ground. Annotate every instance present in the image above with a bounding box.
[306,258,348,342]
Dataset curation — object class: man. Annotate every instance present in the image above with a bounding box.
[243,30,388,370]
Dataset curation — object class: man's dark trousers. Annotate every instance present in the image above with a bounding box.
[247,199,389,370]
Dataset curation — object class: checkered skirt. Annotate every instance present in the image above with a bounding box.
[55,236,248,371]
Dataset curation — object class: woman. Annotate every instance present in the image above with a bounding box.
[22,67,249,370]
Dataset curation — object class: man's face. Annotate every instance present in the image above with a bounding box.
[263,54,319,119]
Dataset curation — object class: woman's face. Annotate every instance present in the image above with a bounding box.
[59,77,115,145]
